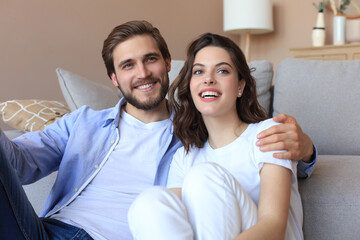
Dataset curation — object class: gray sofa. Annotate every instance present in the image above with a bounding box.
[3,58,360,239]
[273,58,360,240]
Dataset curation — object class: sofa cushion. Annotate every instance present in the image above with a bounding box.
[4,130,25,139]
[273,58,360,155]
[248,60,273,115]
[0,99,69,132]
[56,68,120,111]
[168,60,185,85]
[23,172,57,215]
[298,155,360,240]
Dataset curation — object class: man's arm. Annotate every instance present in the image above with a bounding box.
[256,113,317,178]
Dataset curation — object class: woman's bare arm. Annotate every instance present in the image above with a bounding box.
[234,163,292,240]
[169,188,182,200]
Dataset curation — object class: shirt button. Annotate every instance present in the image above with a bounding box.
[95,164,99,169]
[74,188,78,192]
[111,140,115,144]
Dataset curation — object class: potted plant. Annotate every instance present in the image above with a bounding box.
[329,0,351,15]
[313,0,328,13]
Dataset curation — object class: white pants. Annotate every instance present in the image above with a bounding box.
[128,162,258,240]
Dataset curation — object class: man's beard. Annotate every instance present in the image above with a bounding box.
[119,75,169,111]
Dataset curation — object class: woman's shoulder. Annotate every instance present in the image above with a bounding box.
[249,118,281,134]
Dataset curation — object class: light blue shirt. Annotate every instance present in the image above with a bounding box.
[297,147,317,179]
[0,98,316,218]
[1,98,182,217]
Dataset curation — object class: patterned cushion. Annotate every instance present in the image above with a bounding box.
[0,100,70,132]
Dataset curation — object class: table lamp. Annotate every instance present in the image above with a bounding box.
[223,0,274,62]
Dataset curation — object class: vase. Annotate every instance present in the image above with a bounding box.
[346,19,360,43]
[333,16,346,45]
[312,27,326,46]
[316,10,325,28]
[312,10,326,47]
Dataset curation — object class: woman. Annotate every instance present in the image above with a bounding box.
[128,33,303,240]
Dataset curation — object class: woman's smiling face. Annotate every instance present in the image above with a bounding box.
[190,46,245,118]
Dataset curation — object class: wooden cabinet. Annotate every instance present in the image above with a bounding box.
[289,44,360,60]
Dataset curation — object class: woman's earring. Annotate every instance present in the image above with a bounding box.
[238,92,242,97]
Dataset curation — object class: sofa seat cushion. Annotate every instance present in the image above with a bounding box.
[298,155,360,240]
[273,58,360,155]
[4,130,24,139]
[23,172,57,215]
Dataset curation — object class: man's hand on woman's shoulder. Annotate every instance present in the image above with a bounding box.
[256,113,314,162]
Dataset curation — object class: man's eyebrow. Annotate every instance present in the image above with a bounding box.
[144,52,161,58]
[117,52,161,69]
[118,59,132,68]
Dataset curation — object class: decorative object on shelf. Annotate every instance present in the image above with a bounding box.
[223,0,274,62]
[312,1,327,47]
[333,15,347,44]
[329,0,351,15]
[329,0,350,45]
[345,2,360,43]
[313,0,328,12]
[312,26,326,46]
[327,0,360,18]
[346,18,360,43]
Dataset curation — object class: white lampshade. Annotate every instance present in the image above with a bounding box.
[223,0,274,34]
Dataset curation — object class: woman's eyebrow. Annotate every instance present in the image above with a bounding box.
[216,62,233,68]
[192,62,232,68]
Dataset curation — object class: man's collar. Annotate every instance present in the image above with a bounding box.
[102,98,127,128]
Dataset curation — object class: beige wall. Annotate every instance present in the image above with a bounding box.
[0,0,334,130]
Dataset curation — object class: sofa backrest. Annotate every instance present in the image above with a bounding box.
[248,60,274,116]
[273,58,360,155]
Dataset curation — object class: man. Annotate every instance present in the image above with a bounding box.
[0,20,315,240]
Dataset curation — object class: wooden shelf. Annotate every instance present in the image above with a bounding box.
[289,44,360,60]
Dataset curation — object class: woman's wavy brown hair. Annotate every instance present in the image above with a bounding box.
[168,33,268,153]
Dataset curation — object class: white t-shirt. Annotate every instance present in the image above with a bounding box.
[51,109,172,240]
[167,119,303,240]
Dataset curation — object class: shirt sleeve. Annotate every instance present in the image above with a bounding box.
[6,109,79,184]
[297,145,318,179]
[167,147,188,188]
[254,120,298,184]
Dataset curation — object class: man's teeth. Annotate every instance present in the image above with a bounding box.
[201,91,220,98]
[137,83,154,89]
